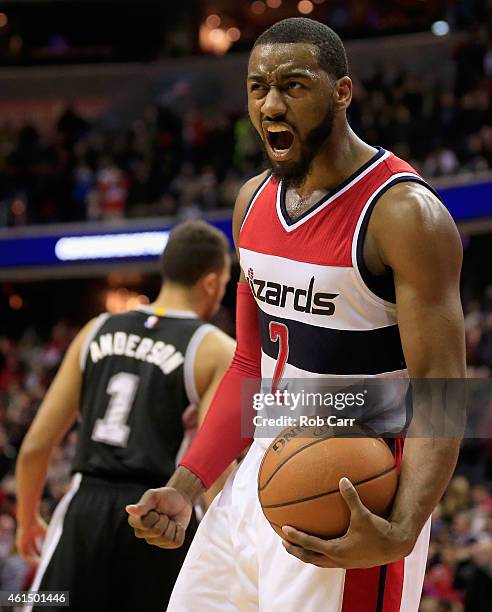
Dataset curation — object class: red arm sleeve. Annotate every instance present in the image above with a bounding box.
[179,282,261,489]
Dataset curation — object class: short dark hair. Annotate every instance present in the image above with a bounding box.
[161,220,229,286]
[253,17,348,79]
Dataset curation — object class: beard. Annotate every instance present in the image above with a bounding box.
[266,105,335,188]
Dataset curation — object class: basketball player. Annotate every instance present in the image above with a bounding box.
[15,220,235,611]
[127,19,465,611]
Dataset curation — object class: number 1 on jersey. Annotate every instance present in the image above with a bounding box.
[92,372,139,447]
[269,321,289,394]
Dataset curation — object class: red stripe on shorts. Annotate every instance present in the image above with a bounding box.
[382,559,404,612]
[342,438,406,611]
[342,567,381,611]
[341,558,404,612]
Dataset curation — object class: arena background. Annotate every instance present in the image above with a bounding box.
[0,1,491,610]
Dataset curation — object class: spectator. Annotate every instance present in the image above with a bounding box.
[463,540,492,612]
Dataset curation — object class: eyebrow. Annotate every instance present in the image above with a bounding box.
[247,70,314,81]
[282,71,314,80]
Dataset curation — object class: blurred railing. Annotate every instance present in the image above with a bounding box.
[0,170,490,281]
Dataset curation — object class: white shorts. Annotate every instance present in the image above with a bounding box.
[168,442,430,612]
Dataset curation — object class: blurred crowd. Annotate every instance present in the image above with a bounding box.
[1,23,492,228]
[0,11,492,608]
[350,23,492,179]
[0,322,78,590]
[0,290,490,606]
[420,476,492,612]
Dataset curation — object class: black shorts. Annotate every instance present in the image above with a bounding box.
[32,475,197,612]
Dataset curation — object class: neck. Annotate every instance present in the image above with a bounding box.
[148,284,200,317]
[294,124,378,197]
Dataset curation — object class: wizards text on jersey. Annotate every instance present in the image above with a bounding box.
[247,269,338,316]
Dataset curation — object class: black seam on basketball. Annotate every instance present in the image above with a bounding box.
[258,431,386,493]
[260,465,397,508]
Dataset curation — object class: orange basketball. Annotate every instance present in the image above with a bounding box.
[258,424,398,539]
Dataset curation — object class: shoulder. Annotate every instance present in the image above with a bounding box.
[73,314,110,367]
[236,170,271,205]
[370,181,461,265]
[193,327,235,397]
[53,315,103,375]
[195,327,235,365]
[232,170,271,244]
[75,315,105,348]
[372,182,451,231]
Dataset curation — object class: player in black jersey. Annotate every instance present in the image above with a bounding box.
[15,220,235,612]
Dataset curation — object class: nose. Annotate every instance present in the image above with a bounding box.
[261,86,287,120]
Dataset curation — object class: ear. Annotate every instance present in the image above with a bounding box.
[200,271,219,296]
[335,76,352,111]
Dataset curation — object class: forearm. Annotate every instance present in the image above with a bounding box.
[389,374,465,547]
[166,466,205,505]
[390,436,461,548]
[15,446,51,527]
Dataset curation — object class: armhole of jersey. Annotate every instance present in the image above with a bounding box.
[183,323,216,405]
[352,173,442,306]
[79,313,110,372]
[239,173,272,233]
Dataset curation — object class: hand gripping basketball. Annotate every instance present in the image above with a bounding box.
[126,487,192,549]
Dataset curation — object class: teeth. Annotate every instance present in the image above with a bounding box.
[267,126,290,133]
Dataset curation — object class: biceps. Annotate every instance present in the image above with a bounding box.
[395,277,465,378]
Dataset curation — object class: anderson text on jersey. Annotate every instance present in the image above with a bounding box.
[89,332,184,375]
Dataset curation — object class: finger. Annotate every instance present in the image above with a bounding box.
[174,522,186,547]
[148,520,184,548]
[143,515,172,539]
[163,516,178,541]
[281,526,328,553]
[142,510,161,529]
[128,514,145,530]
[283,526,349,562]
[146,534,182,549]
[133,528,150,539]
[130,514,169,539]
[146,537,177,549]
[134,529,171,544]
[125,489,157,516]
[339,478,369,518]
[281,541,331,567]
[21,538,40,558]
[19,547,40,565]
[33,538,42,557]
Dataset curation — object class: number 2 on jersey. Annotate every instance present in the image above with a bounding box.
[91,372,139,447]
[269,321,289,394]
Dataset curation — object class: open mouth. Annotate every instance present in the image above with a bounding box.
[265,125,295,154]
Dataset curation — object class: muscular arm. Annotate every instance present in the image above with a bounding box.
[373,183,465,547]
[282,182,466,567]
[15,318,97,562]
